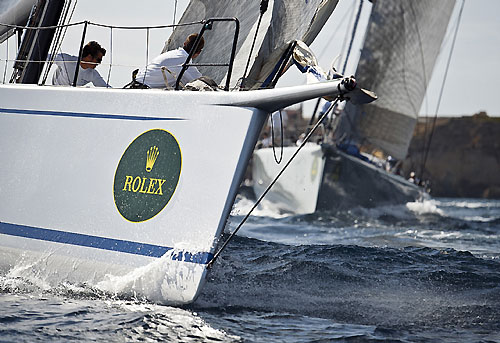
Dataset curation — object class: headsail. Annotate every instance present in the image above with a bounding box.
[340,0,456,160]
[165,0,339,89]
[0,0,37,43]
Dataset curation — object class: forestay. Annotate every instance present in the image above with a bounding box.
[164,0,339,89]
[0,0,37,43]
[341,0,455,160]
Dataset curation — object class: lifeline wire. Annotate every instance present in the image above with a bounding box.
[207,96,341,268]
[2,33,8,84]
[142,28,150,85]
[105,27,113,87]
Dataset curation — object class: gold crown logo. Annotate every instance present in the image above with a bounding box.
[146,146,159,172]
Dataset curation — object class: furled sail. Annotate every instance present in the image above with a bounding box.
[164,0,339,89]
[340,0,456,160]
[0,0,37,43]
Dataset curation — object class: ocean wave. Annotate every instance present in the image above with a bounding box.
[198,236,500,329]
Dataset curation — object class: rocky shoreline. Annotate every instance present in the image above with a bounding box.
[403,112,500,199]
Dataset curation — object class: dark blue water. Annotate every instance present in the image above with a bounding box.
[2,198,500,342]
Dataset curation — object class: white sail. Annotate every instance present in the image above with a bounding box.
[341,0,456,160]
[0,0,37,43]
[165,0,339,89]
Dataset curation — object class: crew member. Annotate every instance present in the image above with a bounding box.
[135,33,204,88]
[52,41,110,87]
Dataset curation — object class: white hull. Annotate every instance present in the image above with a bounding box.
[0,80,351,303]
[252,144,425,215]
[252,145,325,214]
[0,84,264,304]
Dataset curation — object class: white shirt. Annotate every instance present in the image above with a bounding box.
[135,48,202,88]
[51,53,110,87]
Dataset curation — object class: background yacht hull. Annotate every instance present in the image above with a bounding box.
[252,144,425,215]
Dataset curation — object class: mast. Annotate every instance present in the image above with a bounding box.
[11,0,65,84]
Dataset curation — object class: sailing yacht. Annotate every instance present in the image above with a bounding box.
[252,0,456,215]
[0,0,375,304]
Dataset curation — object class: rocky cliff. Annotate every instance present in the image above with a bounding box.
[403,112,500,199]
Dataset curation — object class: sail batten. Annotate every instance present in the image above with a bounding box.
[341,0,456,160]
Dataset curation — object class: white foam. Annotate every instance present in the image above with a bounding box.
[116,301,239,341]
[96,249,205,305]
[443,199,500,209]
[231,195,291,219]
[406,199,445,216]
[4,254,55,291]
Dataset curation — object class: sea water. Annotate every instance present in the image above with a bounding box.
[1,198,499,342]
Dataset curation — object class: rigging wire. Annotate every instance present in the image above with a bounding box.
[333,0,364,148]
[341,0,363,75]
[408,2,429,116]
[270,110,284,164]
[173,0,178,33]
[419,0,465,180]
[337,1,356,72]
[407,1,429,153]
[42,0,78,85]
[240,0,269,89]
[310,2,357,132]
[400,2,433,172]
[418,2,457,167]
[207,96,341,269]
[41,0,68,84]
[317,3,353,61]
[400,4,420,118]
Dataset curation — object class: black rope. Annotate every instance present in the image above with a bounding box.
[207,97,341,269]
[309,99,321,130]
[419,0,465,181]
[271,110,284,164]
[240,0,269,89]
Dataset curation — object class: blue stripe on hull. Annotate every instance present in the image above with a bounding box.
[0,222,213,264]
[0,107,185,121]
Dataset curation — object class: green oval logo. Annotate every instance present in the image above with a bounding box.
[114,129,182,222]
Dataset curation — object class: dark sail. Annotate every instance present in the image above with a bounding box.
[341,0,456,160]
